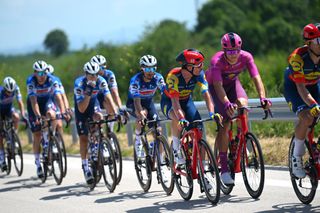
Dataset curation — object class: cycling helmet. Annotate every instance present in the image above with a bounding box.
[139,55,157,67]
[221,32,242,49]
[90,55,107,66]
[176,48,204,65]
[33,60,48,72]
[83,61,100,74]
[46,64,54,74]
[3,77,16,92]
[303,23,320,40]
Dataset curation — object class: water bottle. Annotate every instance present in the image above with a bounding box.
[188,142,193,156]
[149,141,154,156]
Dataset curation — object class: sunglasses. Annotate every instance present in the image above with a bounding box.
[224,49,241,55]
[142,67,157,72]
[35,71,47,77]
[191,62,203,68]
[311,37,320,45]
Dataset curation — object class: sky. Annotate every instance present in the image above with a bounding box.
[0,0,207,55]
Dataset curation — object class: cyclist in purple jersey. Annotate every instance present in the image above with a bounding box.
[0,77,26,171]
[206,32,271,185]
[27,60,68,179]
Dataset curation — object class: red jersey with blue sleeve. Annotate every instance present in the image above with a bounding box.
[0,85,22,110]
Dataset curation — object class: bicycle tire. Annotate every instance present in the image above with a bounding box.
[12,132,23,176]
[156,135,174,195]
[213,141,235,195]
[172,142,193,201]
[108,132,122,185]
[5,140,11,175]
[134,137,152,192]
[50,136,63,185]
[56,132,67,177]
[288,137,318,204]
[198,139,220,205]
[101,139,117,192]
[241,132,265,199]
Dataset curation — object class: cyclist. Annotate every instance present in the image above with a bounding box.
[27,60,68,178]
[91,55,127,130]
[0,77,26,171]
[206,32,271,185]
[46,64,72,135]
[74,61,117,184]
[126,55,165,159]
[284,23,320,178]
[161,48,222,167]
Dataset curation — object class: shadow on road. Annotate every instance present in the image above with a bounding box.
[0,176,51,192]
[254,203,320,212]
[95,190,167,203]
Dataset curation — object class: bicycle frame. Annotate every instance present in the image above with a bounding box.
[305,117,320,179]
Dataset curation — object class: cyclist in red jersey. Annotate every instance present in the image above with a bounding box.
[206,33,271,185]
[284,23,320,178]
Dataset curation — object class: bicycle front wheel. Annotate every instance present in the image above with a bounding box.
[56,132,67,177]
[50,136,63,185]
[198,139,220,205]
[288,137,318,204]
[101,139,117,192]
[241,132,265,199]
[156,135,174,195]
[12,132,23,176]
[108,132,122,185]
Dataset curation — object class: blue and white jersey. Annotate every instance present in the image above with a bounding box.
[49,74,65,94]
[73,75,110,104]
[0,85,22,109]
[100,69,118,89]
[26,74,62,101]
[128,72,165,101]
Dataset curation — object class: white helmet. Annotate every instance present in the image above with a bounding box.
[33,60,48,72]
[46,64,54,74]
[90,55,107,66]
[83,61,100,74]
[3,77,17,92]
[139,55,157,67]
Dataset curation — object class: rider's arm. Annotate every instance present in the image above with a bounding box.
[203,91,215,113]
[55,93,66,114]
[111,87,122,109]
[77,94,91,113]
[30,96,41,117]
[172,97,185,120]
[252,75,266,99]
[133,98,145,119]
[212,81,230,104]
[104,93,117,115]
[17,99,25,117]
[296,82,318,106]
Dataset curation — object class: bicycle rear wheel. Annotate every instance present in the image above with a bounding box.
[5,143,11,175]
[214,141,234,195]
[108,132,122,185]
[134,137,152,192]
[198,139,220,205]
[156,135,174,195]
[56,132,67,177]
[101,139,117,192]
[173,143,193,201]
[50,136,63,185]
[12,132,23,176]
[288,137,318,204]
[241,132,265,199]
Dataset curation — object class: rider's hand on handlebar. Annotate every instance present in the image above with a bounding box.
[209,112,223,127]
[224,101,237,118]
[178,118,189,128]
[310,103,320,117]
[260,98,272,110]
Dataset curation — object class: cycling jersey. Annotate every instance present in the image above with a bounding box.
[286,46,320,85]
[206,50,259,85]
[99,69,118,89]
[163,67,208,100]
[0,85,22,118]
[49,74,66,94]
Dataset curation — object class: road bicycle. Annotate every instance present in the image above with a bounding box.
[173,118,221,205]
[133,118,174,195]
[39,118,63,185]
[0,117,23,176]
[288,116,320,204]
[214,106,272,199]
[87,115,117,192]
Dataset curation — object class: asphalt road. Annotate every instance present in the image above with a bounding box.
[0,154,320,213]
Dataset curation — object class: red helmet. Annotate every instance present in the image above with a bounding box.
[303,23,320,40]
[176,48,204,65]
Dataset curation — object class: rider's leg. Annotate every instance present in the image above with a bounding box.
[12,111,20,131]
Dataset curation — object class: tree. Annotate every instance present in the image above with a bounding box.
[44,29,69,56]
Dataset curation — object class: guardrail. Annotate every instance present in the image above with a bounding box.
[25,97,295,145]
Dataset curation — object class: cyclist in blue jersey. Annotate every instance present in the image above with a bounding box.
[91,55,128,130]
[46,64,72,135]
[0,77,26,171]
[27,60,67,178]
[126,55,166,159]
[74,61,117,184]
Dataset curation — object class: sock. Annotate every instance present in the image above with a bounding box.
[0,149,4,163]
[219,152,228,174]
[34,154,40,167]
[293,138,305,157]
[82,159,89,171]
[135,129,141,144]
[172,136,180,151]
[108,122,115,132]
